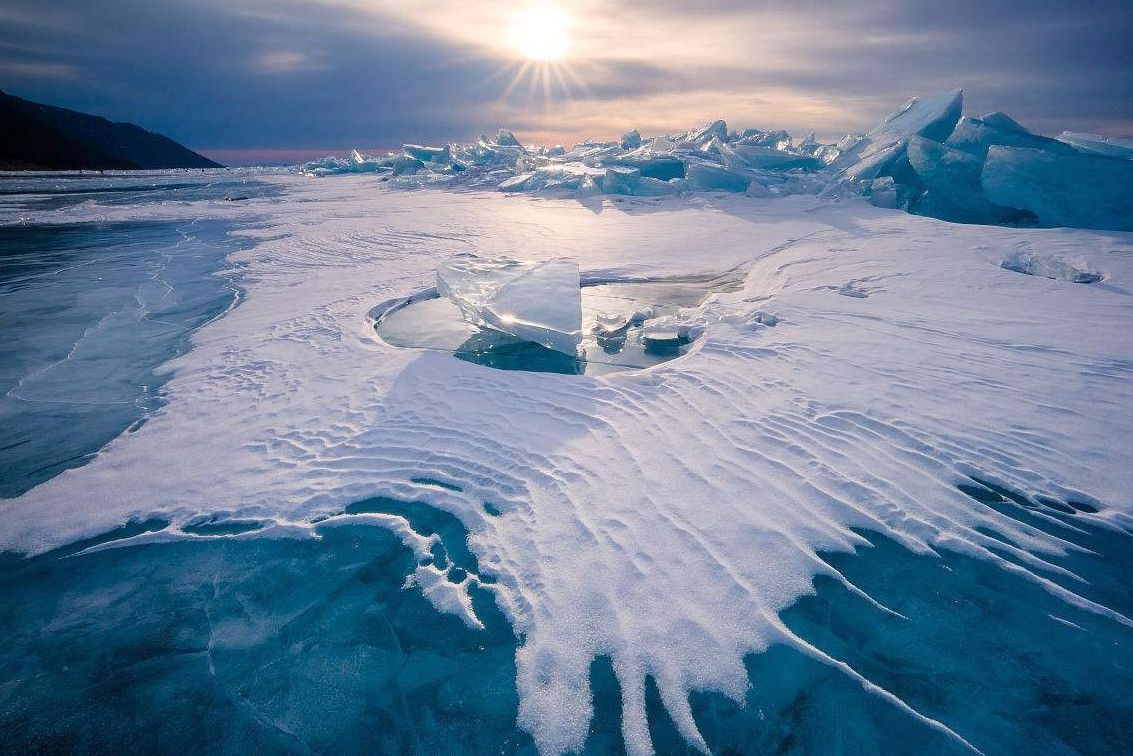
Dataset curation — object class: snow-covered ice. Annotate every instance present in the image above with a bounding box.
[2,160,1131,754]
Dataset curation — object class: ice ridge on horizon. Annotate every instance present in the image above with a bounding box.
[302,92,1133,232]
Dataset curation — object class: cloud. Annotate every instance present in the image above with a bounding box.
[252,50,327,75]
[0,0,1129,155]
[0,60,77,79]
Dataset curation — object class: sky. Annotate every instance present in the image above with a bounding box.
[1,0,1131,165]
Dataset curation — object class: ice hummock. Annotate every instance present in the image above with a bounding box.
[301,87,1132,236]
[436,255,583,355]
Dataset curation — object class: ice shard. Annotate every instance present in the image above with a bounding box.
[493,128,523,147]
[831,89,964,180]
[620,129,642,150]
[685,162,753,192]
[436,255,583,355]
[726,144,821,171]
[599,167,641,195]
[979,111,1028,132]
[1056,132,1133,160]
[907,136,1019,225]
[403,144,452,163]
[681,120,728,147]
[981,146,1133,232]
[945,116,1075,160]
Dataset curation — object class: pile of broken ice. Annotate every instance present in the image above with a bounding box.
[302,90,1133,232]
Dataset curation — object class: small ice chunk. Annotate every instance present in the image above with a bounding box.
[437,255,583,355]
[574,174,601,198]
[498,172,538,192]
[594,311,631,334]
[868,176,899,209]
[628,306,653,325]
[1001,251,1103,283]
[641,316,700,352]
[744,180,774,198]
[727,144,821,171]
[403,144,452,163]
[389,154,425,176]
[981,146,1133,232]
[635,176,679,196]
[685,162,752,192]
[979,111,1028,133]
[600,167,641,195]
[494,128,523,147]
[620,129,642,150]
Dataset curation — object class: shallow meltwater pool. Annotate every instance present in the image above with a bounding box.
[373,273,741,376]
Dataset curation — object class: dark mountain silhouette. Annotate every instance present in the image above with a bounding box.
[0,90,222,170]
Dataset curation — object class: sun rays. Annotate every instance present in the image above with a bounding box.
[510,5,570,61]
[488,3,588,116]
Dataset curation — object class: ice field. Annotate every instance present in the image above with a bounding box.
[1,96,1132,753]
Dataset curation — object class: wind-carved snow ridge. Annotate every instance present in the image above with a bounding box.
[4,183,1132,754]
[301,89,1133,233]
[294,354,1128,755]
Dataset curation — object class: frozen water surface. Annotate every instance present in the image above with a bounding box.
[1,161,1131,755]
[374,267,743,375]
[0,490,1128,754]
[0,172,274,496]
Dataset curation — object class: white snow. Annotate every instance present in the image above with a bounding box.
[2,174,1132,754]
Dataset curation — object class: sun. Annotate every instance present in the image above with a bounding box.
[510,5,570,61]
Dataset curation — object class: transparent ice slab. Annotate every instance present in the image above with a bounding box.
[436,256,583,356]
[375,276,726,375]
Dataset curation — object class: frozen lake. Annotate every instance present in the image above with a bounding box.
[0,169,1130,754]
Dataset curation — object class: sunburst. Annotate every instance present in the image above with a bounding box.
[487,3,588,115]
